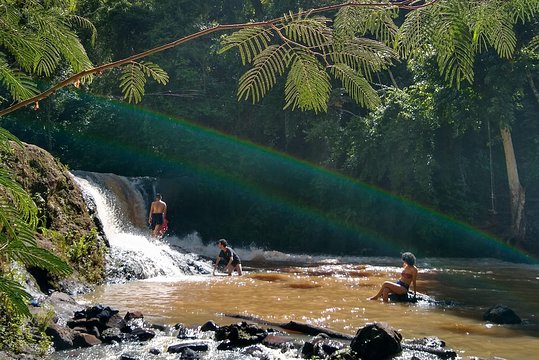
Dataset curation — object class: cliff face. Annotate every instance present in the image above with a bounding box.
[2,141,107,290]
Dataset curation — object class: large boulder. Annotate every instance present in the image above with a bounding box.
[350,322,402,360]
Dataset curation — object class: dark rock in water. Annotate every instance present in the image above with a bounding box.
[302,333,345,358]
[262,334,297,349]
[120,354,138,360]
[101,328,125,343]
[45,324,76,350]
[178,347,199,359]
[350,322,402,360]
[483,304,522,324]
[402,336,457,359]
[124,311,144,321]
[215,321,269,350]
[200,320,218,332]
[167,341,209,353]
[150,323,167,332]
[149,348,161,355]
[176,323,196,339]
[73,333,102,348]
[129,327,156,341]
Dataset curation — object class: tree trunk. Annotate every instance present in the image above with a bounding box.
[499,126,526,245]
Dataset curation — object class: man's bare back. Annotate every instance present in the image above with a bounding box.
[148,194,167,237]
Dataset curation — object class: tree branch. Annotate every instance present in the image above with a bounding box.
[0,0,439,117]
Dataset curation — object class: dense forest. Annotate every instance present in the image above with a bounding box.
[1,0,539,260]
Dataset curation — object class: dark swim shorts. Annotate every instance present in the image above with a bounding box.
[151,213,164,229]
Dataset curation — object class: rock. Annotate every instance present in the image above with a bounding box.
[101,328,125,343]
[215,322,268,350]
[167,341,209,353]
[130,328,156,342]
[42,291,83,326]
[200,320,218,332]
[483,305,522,324]
[402,337,457,359]
[350,322,402,360]
[73,332,102,348]
[120,354,138,360]
[124,311,144,321]
[149,348,161,355]
[262,334,296,349]
[302,334,345,358]
[45,324,77,350]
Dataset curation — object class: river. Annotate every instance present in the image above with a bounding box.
[55,173,539,360]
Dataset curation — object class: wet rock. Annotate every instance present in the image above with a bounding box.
[73,332,102,347]
[200,320,218,332]
[150,323,167,332]
[45,324,77,350]
[130,327,156,341]
[149,348,161,355]
[262,334,297,349]
[120,354,138,360]
[350,322,402,360]
[101,328,125,343]
[215,321,268,350]
[483,304,522,324]
[302,334,345,358]
[124,311,144,321]
[167,341,209,353]
[402,336,457,359]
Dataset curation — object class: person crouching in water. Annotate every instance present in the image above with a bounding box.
[213,239,242,276]
[368,252,417,303]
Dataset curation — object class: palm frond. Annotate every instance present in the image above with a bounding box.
[0,277,32,317]
[331,63,381,109]
[507,0,539,23]
[397,7,435,57]
[218,27,273,65]
[284,50,330,113]
[526,34,539,53]
[7,245,72,276]
[70,14,97,46]
[237,45,290,103]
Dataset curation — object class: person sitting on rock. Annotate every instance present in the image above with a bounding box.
[368,252,417,303]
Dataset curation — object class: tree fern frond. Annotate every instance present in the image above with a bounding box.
[284,50,330,113]
[119,62,146,103]
[507,0,539,23]
[237,45,290,103]
[0,277,32,317]
[470,2,516,58]
[334,3,398,46]
[138,61,169,85]
[526,34,539,53]
[218,27,273,65]
[331,63,381,109]
[282,14,332,50]
[0,59,40,101]
[70,14,97,46]
[330,38,396,81]
[397,7,435,57]
[8,245,72,276]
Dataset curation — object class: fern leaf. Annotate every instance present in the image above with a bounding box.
[331,63,381,109]
[120,62,146,103]
[282,15,332,50]
[138,61,169,85]
[284,50,330,113]
[219,27,273,65]
[70,14,97,46]
[237,45,290,103]
[397,7,435,57]
[0,277,32,317]
[0,59,40,101]
[9,245,72,276]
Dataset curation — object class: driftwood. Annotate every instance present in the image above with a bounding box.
[224,313,353,340]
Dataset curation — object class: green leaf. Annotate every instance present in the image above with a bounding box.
[120,62,146,104]
[284,50,330,113]
[0,278,32,317]
[219,27,273,65]
[331,63,381,109]
[237,45,290,103]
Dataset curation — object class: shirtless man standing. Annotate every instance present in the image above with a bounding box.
[148,193,167,237]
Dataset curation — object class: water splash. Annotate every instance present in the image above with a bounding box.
[72,172,213,282]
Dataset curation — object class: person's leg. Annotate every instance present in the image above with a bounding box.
[381,282,407,302]
[368,284,385,300]
[153,224,162,237]
[225,264,233,276]
[235,263,242,276]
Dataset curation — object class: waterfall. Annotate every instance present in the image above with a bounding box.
[72,171,213,282]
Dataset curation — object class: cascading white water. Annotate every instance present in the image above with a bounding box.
[72,172,213,282]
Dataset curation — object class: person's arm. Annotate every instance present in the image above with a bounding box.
[163,202,167,219]
[213,255,221,275]
[148,203,154,224]
[412,270,417,296]
[226,248,234,266]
